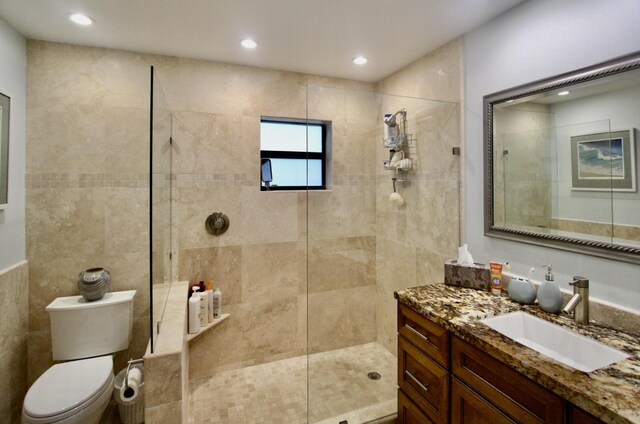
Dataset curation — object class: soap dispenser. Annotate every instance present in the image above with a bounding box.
[537,265,563,313]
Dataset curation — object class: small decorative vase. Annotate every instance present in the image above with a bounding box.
[508,278,537,304]
[78,267,111,301]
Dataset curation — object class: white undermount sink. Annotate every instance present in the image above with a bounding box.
[480,311,629,372]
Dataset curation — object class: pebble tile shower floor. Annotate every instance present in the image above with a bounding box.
[189,342,397,424]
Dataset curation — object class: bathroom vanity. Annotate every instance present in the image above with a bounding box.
[394,284,640,424]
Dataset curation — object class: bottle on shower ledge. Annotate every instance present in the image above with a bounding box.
[206,280,214,323]
[212,285,222,319]
[188,286,201,334]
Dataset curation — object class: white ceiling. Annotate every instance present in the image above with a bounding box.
[0,0,525,82]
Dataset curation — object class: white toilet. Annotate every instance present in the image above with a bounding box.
[22,290,136,424]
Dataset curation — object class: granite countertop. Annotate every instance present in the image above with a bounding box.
[394,284,640,424]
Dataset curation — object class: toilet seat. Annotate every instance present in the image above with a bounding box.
[23,356,113,423]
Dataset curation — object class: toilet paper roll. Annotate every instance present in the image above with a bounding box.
[115,366,143,404]
[119,380,139,403]
[127,368,142,387]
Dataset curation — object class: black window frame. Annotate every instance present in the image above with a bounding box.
[260,118,328,191]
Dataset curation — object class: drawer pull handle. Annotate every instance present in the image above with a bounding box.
[405,324,430,343]
[405,370,429,393]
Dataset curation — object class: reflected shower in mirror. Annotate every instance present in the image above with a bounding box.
[0,92,9,206]
[485,51,640,264]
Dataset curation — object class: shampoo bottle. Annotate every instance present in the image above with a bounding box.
[188,287,200,334]
[537,265,563,313]
[198,289,208,328]
[206,280,214,323]
[502,262,512,289]
[384,114,395,142]
[212,286,222,319]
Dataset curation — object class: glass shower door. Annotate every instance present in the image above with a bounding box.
[149,66,174,353]
[306,85,461,423]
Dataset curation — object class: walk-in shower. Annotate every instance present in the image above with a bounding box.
[149,71,460,423]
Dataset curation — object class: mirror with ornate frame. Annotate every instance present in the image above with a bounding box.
[484,51,640,264]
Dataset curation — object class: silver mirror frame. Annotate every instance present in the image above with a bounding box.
[484,51,640,265]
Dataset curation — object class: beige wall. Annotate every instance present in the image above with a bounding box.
[24,36,463,396]
[0,261,29,422]
[26,41,152,383]
[306,85,379,355]
[24,40,381,384]
[168,62,380,377]
[374,38,463,354]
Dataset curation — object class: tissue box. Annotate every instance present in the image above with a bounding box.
[444,260,490,291]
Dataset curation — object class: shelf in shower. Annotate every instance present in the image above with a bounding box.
[185,313,230,342]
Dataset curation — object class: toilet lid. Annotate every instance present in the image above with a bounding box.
[23,356,113,419]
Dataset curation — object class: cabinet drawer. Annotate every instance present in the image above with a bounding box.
[398,389,435,424]
[451,377,516,424]
[398,303,450,368]
[452,336,564,424]
[399,335,449,424]
[569,405,605,424]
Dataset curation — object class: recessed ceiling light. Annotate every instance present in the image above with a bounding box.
[352,56,368,65]
[69,13,94,26]
[558,91,570,96]
[241,39,258,49]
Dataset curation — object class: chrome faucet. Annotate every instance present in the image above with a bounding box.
[562,276,589,324]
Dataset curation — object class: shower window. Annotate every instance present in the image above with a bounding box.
[260,117,329,190]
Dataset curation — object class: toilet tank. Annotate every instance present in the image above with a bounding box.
[46,290,136,361]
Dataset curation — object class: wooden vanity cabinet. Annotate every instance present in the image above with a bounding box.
[398,303,450,368]
[398,303,450,424]
[398,389,435,424]
[451,378,516,424]
[397,302,606,424]
[568,405,604,424]
[451,335,564,424]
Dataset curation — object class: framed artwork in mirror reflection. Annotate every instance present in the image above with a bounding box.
[571,128,636,192]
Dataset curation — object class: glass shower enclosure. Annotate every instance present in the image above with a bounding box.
[306,85,460,423]
[149,66,174,352]
[148,73,460,422]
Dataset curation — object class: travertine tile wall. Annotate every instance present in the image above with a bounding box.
[0,261,29,422]
[25,41,154,384]
[551,218,640,242]
[24,40,380,387]
[169,65,379,377]
[25,37,463,421]
[145,282,190,423]
[374,38,463,354]
[493,103,553,229]
[306,85,379,355]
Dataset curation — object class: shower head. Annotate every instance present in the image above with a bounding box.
[384,108,407,127]
[384,114,396,127]
[384,116,396,127]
